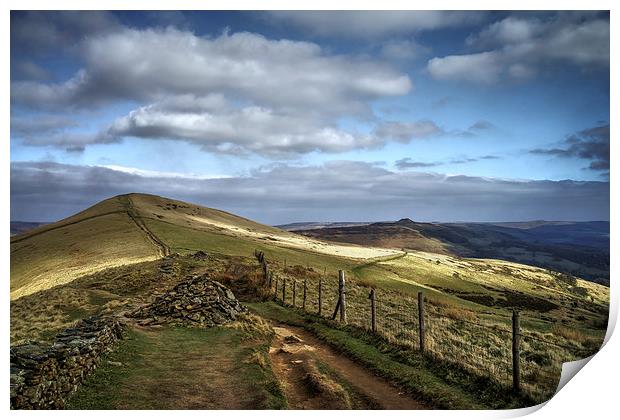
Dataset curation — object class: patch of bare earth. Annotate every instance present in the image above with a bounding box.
[269,324,427,410]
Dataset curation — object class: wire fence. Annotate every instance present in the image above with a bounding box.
[254,250,598,403]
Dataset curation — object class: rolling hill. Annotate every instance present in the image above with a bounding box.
[10,193,397,300]
[10,193,610,406]
[294,218,610,285]
[11,192,609,332]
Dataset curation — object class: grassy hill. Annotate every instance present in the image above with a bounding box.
[12,193,608,338]
[10,193,397,300]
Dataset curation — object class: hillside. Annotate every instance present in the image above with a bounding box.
[294,218,610,285]
[10,193,397,300]
[10,193,610,407]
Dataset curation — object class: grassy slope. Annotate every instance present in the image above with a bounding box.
[11,193,609,399]
[10,203,159,300]
[12,192,607,342]
[66,321,286,409]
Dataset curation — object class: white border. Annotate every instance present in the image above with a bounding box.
[3,1,616,419]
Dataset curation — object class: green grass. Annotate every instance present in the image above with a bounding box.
[144,216,363,276]
[247,301,534,409]
[66,321,286,410]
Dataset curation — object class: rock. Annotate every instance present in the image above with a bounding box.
[10,316,124,409]
[128,274,246,328]
[284,335,303,344]
[192,250,209,260]
[107,361,122,367]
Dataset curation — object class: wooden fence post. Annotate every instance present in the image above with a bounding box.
[303,280,307,311]
[418,291,425,352]
[273,277,278,300]
[512,310,521,394]
[292,280,297,307]
[369,289,377,333]
[318,278,323,316]
[282,278,286,305]
[268,272,273,288]
[339,270,347,324]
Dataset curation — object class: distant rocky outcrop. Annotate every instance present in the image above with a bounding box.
[129,275,246,327]
[10,316,124,409]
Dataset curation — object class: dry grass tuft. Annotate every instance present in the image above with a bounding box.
[303,360,352,409]
[442,306,476,321]
[230,313,274,339]
[551,324,586,344]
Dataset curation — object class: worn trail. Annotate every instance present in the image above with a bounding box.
[269,322,427,410]
[122,196,171,257]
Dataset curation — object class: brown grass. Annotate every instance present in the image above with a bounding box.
[441,306,476,321]
[551,324,587,344]
[303,360,352,409]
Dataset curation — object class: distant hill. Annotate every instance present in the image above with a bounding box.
[295,219,610,285]
[10,221,46,236]
[276,221,372,231]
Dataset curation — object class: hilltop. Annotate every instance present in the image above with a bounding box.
[10,193,397,300]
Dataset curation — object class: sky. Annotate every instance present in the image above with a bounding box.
[10,11,610,224]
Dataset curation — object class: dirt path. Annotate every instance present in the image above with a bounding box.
[123,196,171,257]
[269,323,427,410]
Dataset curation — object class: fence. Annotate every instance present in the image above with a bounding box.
[253,250,594,402]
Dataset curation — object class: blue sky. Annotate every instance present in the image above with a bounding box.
[10,11,610,223]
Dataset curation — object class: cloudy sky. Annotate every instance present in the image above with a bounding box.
[10,11,610,223]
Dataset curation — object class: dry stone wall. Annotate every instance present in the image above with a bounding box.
[10,316,124,409]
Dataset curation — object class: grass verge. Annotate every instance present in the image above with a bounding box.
[66,318,286,409]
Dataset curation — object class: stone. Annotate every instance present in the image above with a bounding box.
[10,316,124,410]
[128,274,246,328]
[284,335,303,344]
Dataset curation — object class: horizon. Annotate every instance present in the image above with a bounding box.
[10,11,610,223]
[8,192,611,226]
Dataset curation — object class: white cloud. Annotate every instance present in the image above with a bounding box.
[106,99,380,156]
[428,14,609,84]
[427,52,503,84]
[11,161,610,224]
[10,27,422,155]
[100,165,230,180]
[466,16,544,47]
[267,11,486,38]
[12,28,412,115]
[380,39,428,61]
[374,120,444,142]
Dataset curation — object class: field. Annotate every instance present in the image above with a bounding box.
[10,196,161,300]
